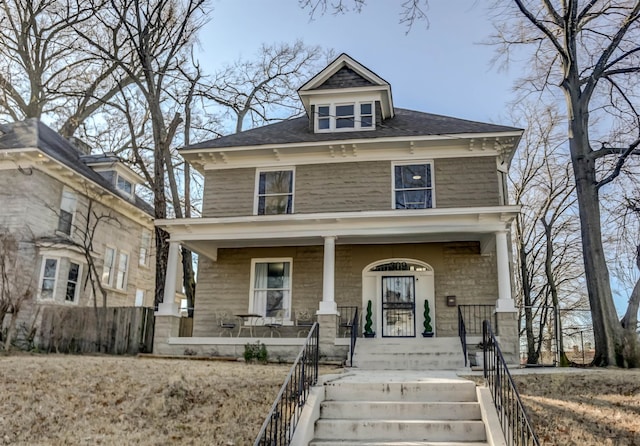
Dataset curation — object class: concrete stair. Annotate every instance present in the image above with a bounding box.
[351,337,465,370]
[309,373,488,445]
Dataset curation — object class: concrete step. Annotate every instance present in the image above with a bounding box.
[324,379,477,402]
[352,355,464,370]
[354,338,462,353]
[320,400,481,420]
[310,442,489,446]
[313,419,487,442]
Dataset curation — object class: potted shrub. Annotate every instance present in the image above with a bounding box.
[422,299,434,337]
[364,300,375,337]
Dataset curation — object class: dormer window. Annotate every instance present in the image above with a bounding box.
[116,174,133,196]
[315,101,375,132]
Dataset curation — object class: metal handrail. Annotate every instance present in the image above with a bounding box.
[349,308,359,366]
[483,320,540,446]
[458,306,468,367]
[254,322,319,446]
[459,304,497,335]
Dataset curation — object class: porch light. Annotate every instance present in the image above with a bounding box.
[412,175,422,180]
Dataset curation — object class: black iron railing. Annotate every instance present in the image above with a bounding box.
[337,306,358,337]
[348,308,359,366]
[483,320,540,446]
[459,304,497,335]
[458,307,468,367]
[254,323,319,446]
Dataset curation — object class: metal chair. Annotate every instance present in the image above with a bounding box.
[295,309,315,337]
[216,312,236,337]
[265,309,285,337]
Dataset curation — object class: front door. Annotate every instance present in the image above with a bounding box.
[382,276,415,337]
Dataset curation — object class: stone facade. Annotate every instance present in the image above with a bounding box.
[201,156,501,217]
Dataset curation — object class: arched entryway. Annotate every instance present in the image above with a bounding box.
[362,259,435,338]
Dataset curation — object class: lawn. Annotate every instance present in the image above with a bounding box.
[1,354,639,445]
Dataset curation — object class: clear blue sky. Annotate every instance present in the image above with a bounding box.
[200,0,523,125]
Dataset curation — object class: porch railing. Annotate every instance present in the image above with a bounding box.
[483,320,540,446]
[254,322,319,446]
[458,307,468,367]
[337,306,358,337]
[459,304,497,335]
[348,308,359,366]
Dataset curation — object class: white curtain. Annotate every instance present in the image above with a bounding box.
[253,263,268,316]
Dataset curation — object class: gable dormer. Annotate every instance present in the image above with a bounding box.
[81,153,143,200]
[298,53,394,133]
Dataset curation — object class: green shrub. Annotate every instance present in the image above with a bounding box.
[244,341,268,364]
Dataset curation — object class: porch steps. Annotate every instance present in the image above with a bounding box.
[351,337,465,370]
[309,373,488,445]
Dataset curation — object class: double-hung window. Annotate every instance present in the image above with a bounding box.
[102,247,129,290]
[57,188,77,235]
[65,262,81,302]
[139,229,151,266]
[393,163,434,209]
[250,259,291,319]
[39,258,59,300]
[256,169,294,215]
[315,102,374,132]
[116,174,133,196]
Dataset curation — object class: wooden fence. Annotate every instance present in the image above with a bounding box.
[37,306,155,354]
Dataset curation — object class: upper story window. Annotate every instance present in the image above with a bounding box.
[139,229,152,267]
[255,169,294,215]
[315,102,374,132]
[116,174,134,196]
[57,187,77,236]
[393,162,434,209]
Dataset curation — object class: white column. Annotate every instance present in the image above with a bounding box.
[156,241,181,316]
[495,231,516,312]
[318,236,338,314]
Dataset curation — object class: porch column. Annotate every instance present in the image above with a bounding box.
[156,241,181,316]
[495,231,516,312]
[318,236,338,315]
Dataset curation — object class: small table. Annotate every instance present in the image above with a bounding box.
[235,313,262,337]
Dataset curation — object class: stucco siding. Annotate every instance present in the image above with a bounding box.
[192,242,498,337]
[434,157,500,208]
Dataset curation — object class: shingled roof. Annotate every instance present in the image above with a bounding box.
[185,108,522,150]
[0,119,154,216]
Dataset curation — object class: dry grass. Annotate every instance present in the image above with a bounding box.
[2,354,640,445]
[513,370,640,446]
[0,353,340,445]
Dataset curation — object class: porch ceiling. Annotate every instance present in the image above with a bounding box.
[157,206,518,260]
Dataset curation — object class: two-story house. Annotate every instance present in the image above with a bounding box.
[0,119,156,342]
[154,54,523,363]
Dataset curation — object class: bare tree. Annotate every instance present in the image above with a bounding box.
[510,102,587,364]
[299,0,429,29]
[0,230,35,351]
[493,0,640,366]
[0,0,138,138]
[200,41,333,133]
[72,0,209,306]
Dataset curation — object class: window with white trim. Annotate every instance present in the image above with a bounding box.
[135,289,144,307]
[65,262,81,302]
[57,187,77,235]
[139,229,151,266]
[393,163,434,209]
[39,258,58,300]
[116,174,133,196]
[256,169,294,215]
[250,259,291,319]
[315,101,374,132]
[115,252,129,290]
[102,247,115,286]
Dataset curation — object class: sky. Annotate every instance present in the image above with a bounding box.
[199,0,524,125]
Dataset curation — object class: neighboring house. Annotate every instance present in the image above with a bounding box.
[154,54,523,362]
[0,119,156,338]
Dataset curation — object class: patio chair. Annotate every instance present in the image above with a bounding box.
[216,312,236,337]
[265,309,285,338]
[295,309,315,337]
